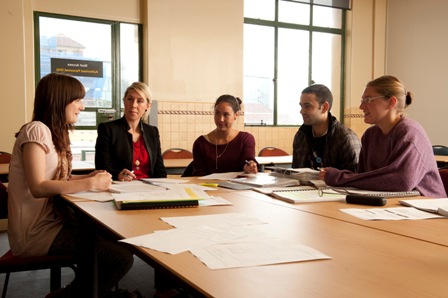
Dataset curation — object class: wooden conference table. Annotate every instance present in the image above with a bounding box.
[238,191,448,247]
[64,179,448,297]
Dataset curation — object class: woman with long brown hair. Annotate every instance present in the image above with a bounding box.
[8,73,134,297]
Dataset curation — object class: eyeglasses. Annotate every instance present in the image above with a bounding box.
[360,95,385,105]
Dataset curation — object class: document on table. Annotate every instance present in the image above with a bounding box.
[198,172,243,180]
[190,239,331,270]
[66,191,113,202]
[112,187,209,202]
[110,180,164,193]
[161,212,268,228]
[120,213,331,269]
[340,207,445,220]
[199,196,233,206]
[141,178,189,184]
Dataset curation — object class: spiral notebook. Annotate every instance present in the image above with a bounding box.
[270,189,346,204]
[330,187,421,198]
[270,188,421,204]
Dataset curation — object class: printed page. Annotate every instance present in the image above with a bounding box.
[190,239,330,270]
[340,207,445,220]
[399,198,448,213]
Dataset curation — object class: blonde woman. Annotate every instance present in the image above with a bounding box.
[95,82,167,180]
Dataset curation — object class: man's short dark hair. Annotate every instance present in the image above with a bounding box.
[301,84,333,110]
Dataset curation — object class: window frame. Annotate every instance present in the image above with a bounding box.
[33,12,143,129]
[243,0,347,127]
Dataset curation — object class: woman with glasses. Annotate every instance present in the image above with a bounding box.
[319,75,445,198]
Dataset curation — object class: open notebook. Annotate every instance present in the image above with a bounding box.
[270,188,346,204]
[230,173,299,188]
[265,186,421,204]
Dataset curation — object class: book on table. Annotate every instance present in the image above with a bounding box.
[399,198,448,216]
[112,188,202,210]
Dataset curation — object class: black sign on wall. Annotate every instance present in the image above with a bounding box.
[51,58,103,78]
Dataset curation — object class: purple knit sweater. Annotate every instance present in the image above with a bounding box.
[325,117,446,198]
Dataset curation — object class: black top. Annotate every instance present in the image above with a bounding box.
[95,117,167,179]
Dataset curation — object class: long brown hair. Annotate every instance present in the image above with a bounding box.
[31,73,85,153]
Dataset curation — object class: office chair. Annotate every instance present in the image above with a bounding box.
[433,145,448,168]
[0,152,11,164]
[258,146,289,157]
[0,182,77,298]
[162,148,193,159]
[432,145,448,156]
[439,169,448,195]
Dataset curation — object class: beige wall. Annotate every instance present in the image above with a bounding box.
[0,0,388,156]
[386,0,448,145]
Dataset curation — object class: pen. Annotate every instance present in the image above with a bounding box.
[140,179,169,190]
[124,170,134,177]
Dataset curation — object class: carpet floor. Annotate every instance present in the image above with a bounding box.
[0,231,156,298]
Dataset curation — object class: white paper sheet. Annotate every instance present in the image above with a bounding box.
[109,180,164,193]
[121,225,247,254]
[190,240,331,270]
[198,172,243,180]
[120,213,331,269]
[199,196,233,207]
[340,207,445,220]
[161,212,268,228]
[67,191,113,202]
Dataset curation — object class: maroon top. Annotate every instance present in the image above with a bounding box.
[192,131,256,176]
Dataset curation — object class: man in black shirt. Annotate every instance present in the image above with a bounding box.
[292,84,361,171]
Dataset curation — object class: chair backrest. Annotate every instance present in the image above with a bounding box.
[433,145,448,156]
[162,148,193,159]
[439,169,448,194]
[0,152,11,164]
[258,146,289,157]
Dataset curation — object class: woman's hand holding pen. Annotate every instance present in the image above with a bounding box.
[244,160,258,174]
[118,169,136,182]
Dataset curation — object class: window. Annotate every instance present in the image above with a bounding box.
[243,0,348,126]
[34,13,142,128]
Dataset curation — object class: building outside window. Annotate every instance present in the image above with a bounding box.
[35,12,142,128]
[243,0,350,126]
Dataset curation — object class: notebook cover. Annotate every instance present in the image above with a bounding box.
[114,199,199,210]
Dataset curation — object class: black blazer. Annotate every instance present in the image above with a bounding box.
[95,117,167,179]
